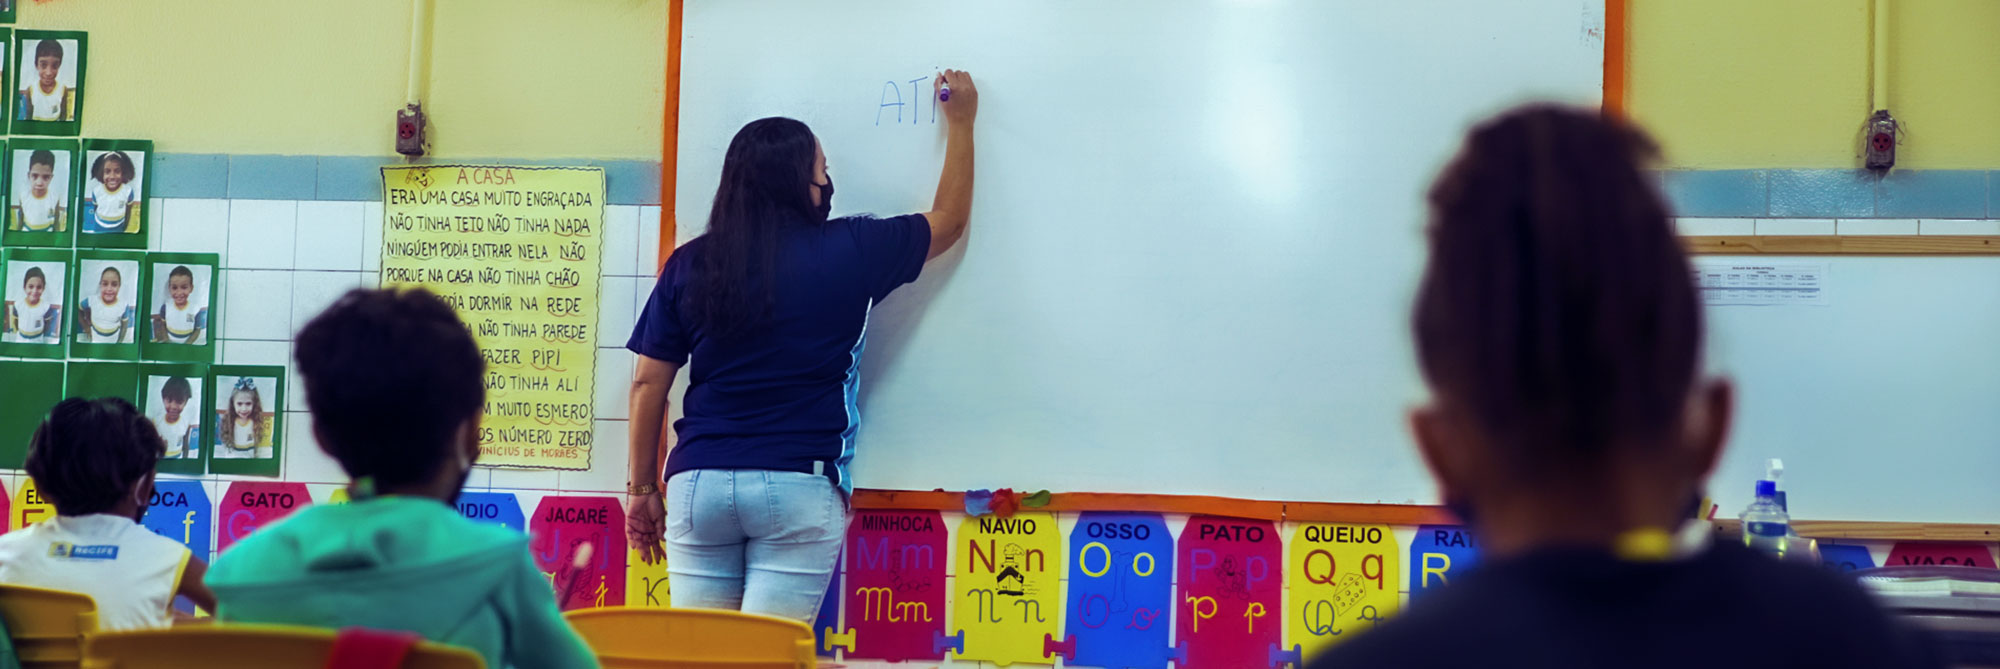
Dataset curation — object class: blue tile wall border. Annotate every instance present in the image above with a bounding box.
[155,153,665,205]
[1875,170,1987,219]
[144,155,1998,217]
[1662,170,1768,217]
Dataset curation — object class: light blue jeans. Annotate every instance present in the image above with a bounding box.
[665,469,848,623]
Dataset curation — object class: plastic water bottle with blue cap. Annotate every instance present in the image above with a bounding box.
[1740,458,1792,558]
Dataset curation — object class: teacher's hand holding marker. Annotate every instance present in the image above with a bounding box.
[624,70,979,623]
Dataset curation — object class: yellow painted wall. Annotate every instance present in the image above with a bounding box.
[1630,0,2000,169]
[17,0,665,159]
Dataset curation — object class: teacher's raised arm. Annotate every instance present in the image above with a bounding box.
[623,70,978,623]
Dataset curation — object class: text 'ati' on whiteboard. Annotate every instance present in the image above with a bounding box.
[1693,261,1830,307]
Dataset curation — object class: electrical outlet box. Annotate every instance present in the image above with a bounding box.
[1864,110,1896,170]
[396,103,428,157]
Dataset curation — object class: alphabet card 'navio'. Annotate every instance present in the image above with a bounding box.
[1177,516,1281,668]
[952,512,1060,666]
[1288,523,1399,660]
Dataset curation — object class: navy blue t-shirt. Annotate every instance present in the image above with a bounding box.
[628,213,931,495]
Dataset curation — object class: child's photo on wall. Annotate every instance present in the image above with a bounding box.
[82,149,143,236]
[9,147,70,233]
[149,262,211,346]
[214,375,278,460]
[146,374,203,460]
[3,260,63,344]
[17,37,78,123]
[74,257,136,344]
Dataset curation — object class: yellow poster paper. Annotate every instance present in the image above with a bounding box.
[1288,523,1399,657]
[380,165,605,470]
[953,512,1060,666]
[10,477,53,531]
[627,546,670,608]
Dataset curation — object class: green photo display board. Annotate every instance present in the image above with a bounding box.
[142,363,211,476]
[64,361,139,404]
[11,30,88,137]
[0,361,62,468]
[139,252,218,363]
[0,29,14,131]
[69,249,143,360]
[0,246,71,359]
[76,139,151,249]
[208,365,284,477]
[2,137,79,248]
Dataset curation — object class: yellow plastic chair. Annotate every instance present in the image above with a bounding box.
[0,584,98,669]
[565,607,816,668]
[79,625,484,669]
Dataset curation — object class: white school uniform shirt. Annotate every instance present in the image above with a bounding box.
[28,82,64,121]
[17,188,58,231]
[10,299,54,342]
[88,180,138,232]
[158,300,204,344]
[87,295,132,342]
[0,513,190,631]
[154,412,194,458]
[214,417,270,459]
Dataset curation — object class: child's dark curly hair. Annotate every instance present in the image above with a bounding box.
[25,397,165,516]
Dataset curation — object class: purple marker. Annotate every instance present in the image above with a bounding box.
[938,84,951,102]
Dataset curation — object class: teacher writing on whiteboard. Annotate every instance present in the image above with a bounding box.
[624,70,977,622]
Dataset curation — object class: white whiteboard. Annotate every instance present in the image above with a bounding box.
[676,1,1608,505]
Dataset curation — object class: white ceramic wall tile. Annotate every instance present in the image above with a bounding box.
[488,466,561,491]
[594,348,634,421]
[220,269,293,340]
[597,277,639,344]
[462,467,493,491]
[146,209,166,249]
[1920,219,2000,235]
[220,339,290,367]
[361,202,385,272]
[159,198,231,256]
[602,205,641,278]
[293,201,367,271]
[1754,218,1835,236]
[638,205,663,272]
[290,271,363,336]
[226,200,300,270]
[1836,218,1919,235]
[1675,217,1754,236]
[361,271,380,289]
[283,411,348,485]
[559,420,631,493]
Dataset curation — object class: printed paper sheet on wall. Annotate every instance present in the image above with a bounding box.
[380,165,604,470]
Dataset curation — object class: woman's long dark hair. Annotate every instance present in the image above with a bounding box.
[685,117,822,341]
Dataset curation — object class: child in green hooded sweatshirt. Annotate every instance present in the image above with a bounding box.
[208,287,598,669]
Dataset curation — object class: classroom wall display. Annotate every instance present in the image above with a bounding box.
[217,480,309,553]
[0,3,14,25]
[9,477,50,530]
[530,495,627,610]
[1820,544,1876,573]
[844,510,947,662]
[1886,542,1998,569]
[4,137,77,247]
[62,361,137,405]
[69,250,142,358]
[625,545,669,608]
[142,364,210,476]
[1176,516,1281,669]
[0,30,11,136]
[139,252,218,362]
[0,479,7,534]
[76,139,150,248]
[951,512,1060,666]
[1288,523,1398,659]
[1062,512,1176,669]
[11,30,86,136]
[139,478,211,614]
[379,165,605,471]
[453,491,525,532]
[0,359,61,467]
[0,247,70,358]
[208,366,283,477]
[1408,524,1480,600]
[813,568,841,658]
